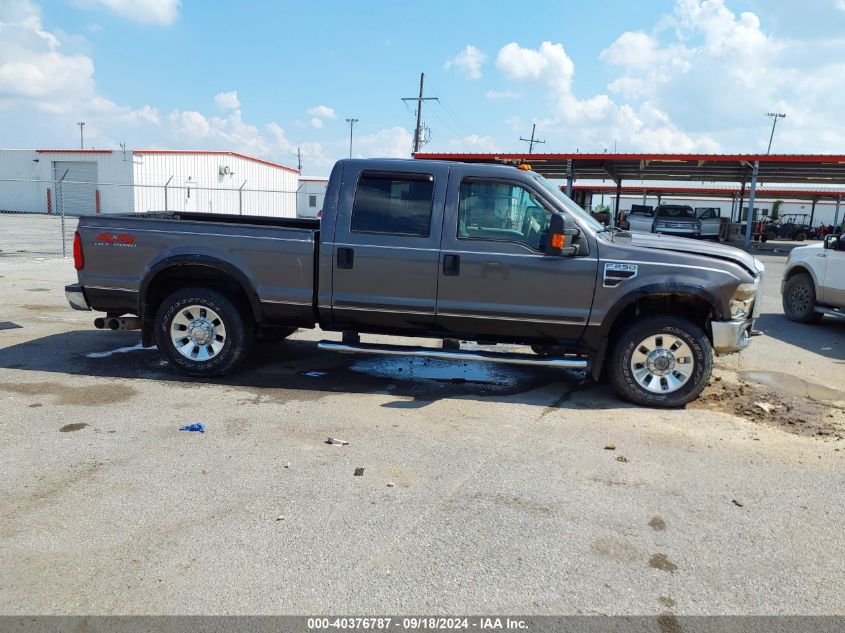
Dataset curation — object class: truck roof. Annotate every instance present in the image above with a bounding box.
[337,157,530,178]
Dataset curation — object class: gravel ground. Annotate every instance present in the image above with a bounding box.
[0,250,843,615]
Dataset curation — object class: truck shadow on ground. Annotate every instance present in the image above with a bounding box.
[0,330,627,411]
[756,313,845,362]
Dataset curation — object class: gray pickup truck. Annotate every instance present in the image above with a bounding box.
[66,158,764,407]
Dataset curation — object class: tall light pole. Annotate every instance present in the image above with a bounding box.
[77,122,85,149]
[345,118,359,158]
[765,112,785,154]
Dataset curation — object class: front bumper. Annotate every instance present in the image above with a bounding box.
[711,318,754,355]
[65,283,91,311]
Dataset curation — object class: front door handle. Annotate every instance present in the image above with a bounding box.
[443,253,460,276]
[337,247,354,269]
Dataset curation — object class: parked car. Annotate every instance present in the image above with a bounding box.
[626,204,701,239]
[65,158,764,407]
[695,207,724,240]
[763,213,812,242]
[782,233,845,322]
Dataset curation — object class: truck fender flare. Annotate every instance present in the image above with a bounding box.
[588,282,723,381]
[140,254,263,324]
[783,262,819,289]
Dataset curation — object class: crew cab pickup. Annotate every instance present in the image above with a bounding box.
[66,159,764,407]
[782,233,845,323]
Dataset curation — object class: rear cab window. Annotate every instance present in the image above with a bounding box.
[350,171,434,237]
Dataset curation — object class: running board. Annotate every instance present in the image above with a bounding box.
[815,306,845,320]
[317,340,589,369]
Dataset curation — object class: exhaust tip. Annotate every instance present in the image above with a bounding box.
[107,318,120,330]
[94,317,105,329]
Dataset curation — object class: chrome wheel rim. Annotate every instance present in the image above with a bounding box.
[789,284,811,313]
[630,334,693,394]
[170,304,227,361]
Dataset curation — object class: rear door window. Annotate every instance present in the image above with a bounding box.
[350,171,434,237]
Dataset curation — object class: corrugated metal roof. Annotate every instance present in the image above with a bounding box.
[413,152,845,184]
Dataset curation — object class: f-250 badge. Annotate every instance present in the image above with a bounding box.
[603,262,637,287]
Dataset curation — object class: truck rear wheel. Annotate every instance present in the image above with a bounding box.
[782,273,822,324]
[608,316,712,407]
[155,287,252,376]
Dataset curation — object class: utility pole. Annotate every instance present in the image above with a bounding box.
[345,118,359,158]
[296,147,302,172]
[765,112,786,154]
[401,72,438,154]
[77,122,85,149]
[519,123,546,154]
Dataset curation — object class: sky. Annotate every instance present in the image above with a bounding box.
[1,0,844,175]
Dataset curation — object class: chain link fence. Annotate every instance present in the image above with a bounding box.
[0,177,298,259]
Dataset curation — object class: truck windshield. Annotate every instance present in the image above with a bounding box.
[530,173,605,232]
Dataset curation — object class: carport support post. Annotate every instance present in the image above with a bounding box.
[743,161,759,243]
[834,196,841,228]
[238,179,247,216]
[565,160,574,198]
[612,179,622,228]
[809,198,818,229]
[163,176,173,212]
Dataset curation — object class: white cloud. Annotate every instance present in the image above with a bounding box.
[444,44,487,79]
[354,126,413,158]
[447,134,499,152]
[838,0,845,10]
[492,38,719,153]
[484,89,521,100]
[87,0,180,25]
[306,104,336,119]
[214,90,240,111]
[310,117,324,129]
[496,41,574,91]
[593,0,845,152]
[0,0,152,123]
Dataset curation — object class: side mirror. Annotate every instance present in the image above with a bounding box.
[824,234,839,250]
[546,214,579,256]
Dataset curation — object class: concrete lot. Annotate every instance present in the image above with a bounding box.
[0,247,843,615]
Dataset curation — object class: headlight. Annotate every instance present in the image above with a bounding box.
[730,281,759,319]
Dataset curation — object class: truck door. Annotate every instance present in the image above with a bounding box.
[329,164,447,330]
[435,169,598,342]
[822,238,845,304]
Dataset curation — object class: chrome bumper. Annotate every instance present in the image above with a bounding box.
[712,319,753,355]
[65,283,91,311]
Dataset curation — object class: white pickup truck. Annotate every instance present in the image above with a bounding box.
[782,234,845,322]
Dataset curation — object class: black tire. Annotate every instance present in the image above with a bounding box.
[794,230,807,242]
[154,287,252,376]
[608,316,712,408]
[782,273,823,324]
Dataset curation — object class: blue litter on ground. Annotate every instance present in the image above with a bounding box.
[179,423,205,433]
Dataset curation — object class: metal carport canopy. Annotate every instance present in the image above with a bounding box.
[412,152,845,184]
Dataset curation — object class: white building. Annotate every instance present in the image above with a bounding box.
[0,148,299,217]
[296,177,329,218]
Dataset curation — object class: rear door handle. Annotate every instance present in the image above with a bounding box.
[337,247,354,269]
[443,253,460,276]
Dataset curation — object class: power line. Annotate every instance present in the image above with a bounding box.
[401,72,439,154]
[519,123,546,153]
[765,112,786,154]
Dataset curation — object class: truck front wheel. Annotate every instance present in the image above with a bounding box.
[154,287,252,376]
[782,273,822,324]
[608,316,712,407]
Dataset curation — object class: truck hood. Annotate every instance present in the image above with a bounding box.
[626,232,760,275]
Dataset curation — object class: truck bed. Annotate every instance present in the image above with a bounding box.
[75,211,320,328]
